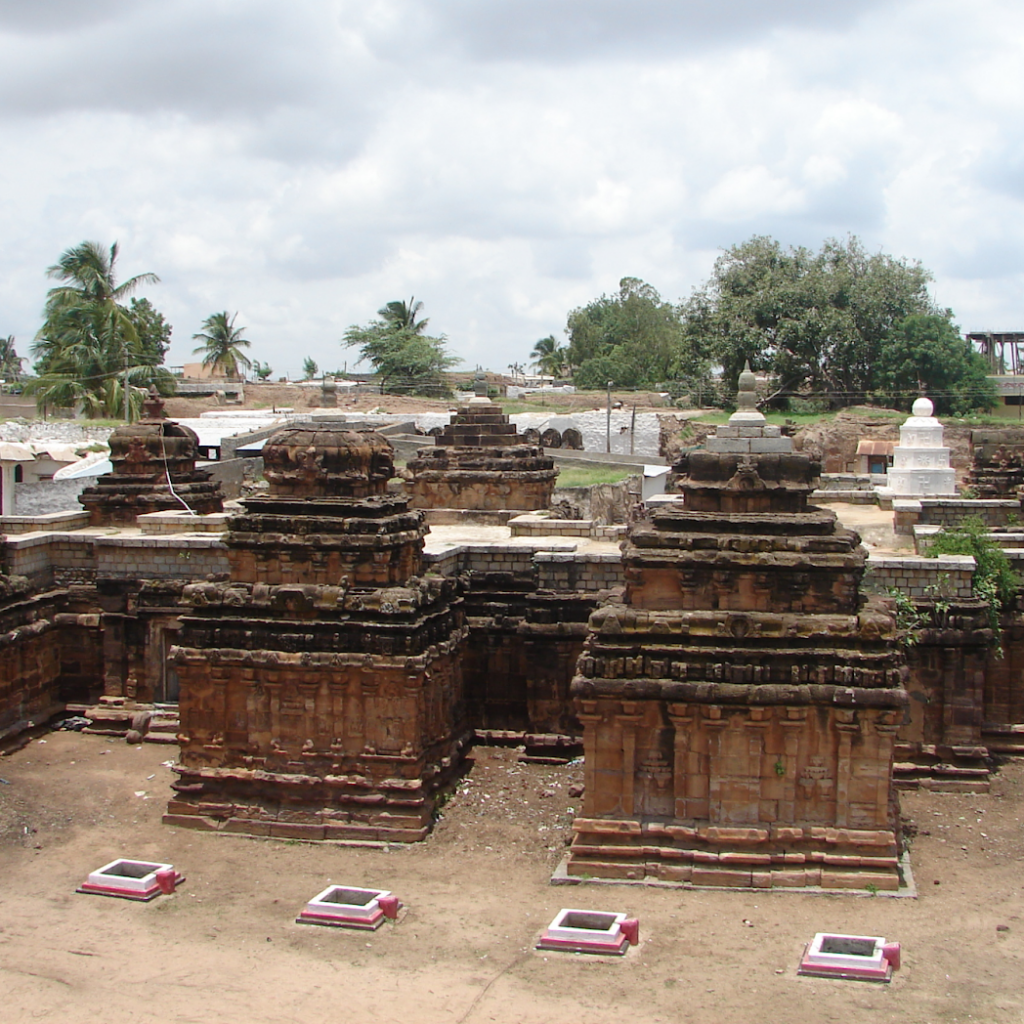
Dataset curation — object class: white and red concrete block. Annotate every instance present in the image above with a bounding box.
[295,885,401,930]
[536,909,639,955]
[77,859,184,901]
[798,932,902,982]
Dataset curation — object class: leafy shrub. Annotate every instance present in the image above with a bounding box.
[927,517,1019,649]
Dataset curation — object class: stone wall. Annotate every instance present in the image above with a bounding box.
[551,476,640,524]
[863,554,975,599]
[894,497,1019,536]
[982,617,1024,739]
[0,586,63,743]
[423,542,627,593]
[14,478,93,517]
[570,697,903,889]
[895,601,993,791]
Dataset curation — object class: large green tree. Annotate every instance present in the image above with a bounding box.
[680,235,952,407]
[343,299,457,397]
[126,297,172,366]
[29,241,172,419]
[566,277,704,389]
[192,311,252,379]
[875,314,997,415]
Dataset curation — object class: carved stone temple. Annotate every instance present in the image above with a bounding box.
[406,397,558,516]
[79,387,224,525]
[566,365,909,891]
[165,426,470,841]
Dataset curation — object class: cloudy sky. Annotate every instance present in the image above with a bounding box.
[0,0,1021,377]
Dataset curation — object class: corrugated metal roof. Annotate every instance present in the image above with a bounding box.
[856,440,894,456]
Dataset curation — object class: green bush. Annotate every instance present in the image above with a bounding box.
[927,517,1019,648]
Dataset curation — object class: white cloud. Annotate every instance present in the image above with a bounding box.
[0,0,1023,378]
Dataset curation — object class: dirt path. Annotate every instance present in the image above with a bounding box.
[2,732,1023,1023]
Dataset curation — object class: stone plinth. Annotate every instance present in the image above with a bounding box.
[79,389,223,525]
[884,397,956,498]
[166,427,470,842]
[407,403,558,513]
[565,366,909,890]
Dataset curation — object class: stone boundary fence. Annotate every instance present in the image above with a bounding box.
[422,541,626,592]
[0,510,980,604]
[863,554,976,600]
[894,498,1019,536]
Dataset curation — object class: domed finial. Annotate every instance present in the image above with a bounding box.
[911,396,934,419]
[141,385,166,421]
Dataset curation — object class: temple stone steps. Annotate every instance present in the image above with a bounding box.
[144,708,180,744]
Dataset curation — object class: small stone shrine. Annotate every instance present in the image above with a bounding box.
[406,394,558,515]
[968,426,1024,498]
[166,426,470,841]
[566,365,909,891]
[884,397,956,498]
[79,387,223,525]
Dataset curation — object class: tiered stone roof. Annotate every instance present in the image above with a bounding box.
[79,388,223,525]
[406,399,558,513]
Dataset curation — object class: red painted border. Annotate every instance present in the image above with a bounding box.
[536,934,629,956]
[296,909,385,931]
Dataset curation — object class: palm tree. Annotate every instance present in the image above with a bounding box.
[0,336,22,380]
[530,334,567,377]
[192,312,252,379]
[28,241,170,419]
[43,240,158,310]
[378,297,429,334]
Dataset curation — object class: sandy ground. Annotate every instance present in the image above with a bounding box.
[825,502,910,554]
[2,731,1024,1024]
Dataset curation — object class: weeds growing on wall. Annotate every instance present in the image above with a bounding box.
[887,587,923,646]
[927,516,1020,653]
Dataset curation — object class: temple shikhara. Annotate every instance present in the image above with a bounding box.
[566,366,909,890]
[79,387,223,525]
[406,394,558,516]
[165,426,470,841]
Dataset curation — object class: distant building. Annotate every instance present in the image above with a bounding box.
[969,332,1024,419]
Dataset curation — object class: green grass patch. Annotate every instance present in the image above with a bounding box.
[556,465,637,488]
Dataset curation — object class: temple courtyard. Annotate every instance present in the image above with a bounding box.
[1,729,1022,1024]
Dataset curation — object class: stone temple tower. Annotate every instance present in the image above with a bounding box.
[565,365,909,891]
[166,426,470,842]
[79,387,223,525]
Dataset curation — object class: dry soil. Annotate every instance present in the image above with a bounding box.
[2,731,1024,1023]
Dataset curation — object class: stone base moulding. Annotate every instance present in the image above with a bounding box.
[536,908,638,955]
[798,932,901,982]
[77,859,184,901]
[295,885,401,930]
